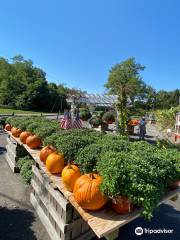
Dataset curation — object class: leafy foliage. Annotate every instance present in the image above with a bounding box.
[89,116,102,127]
[17,156,34,184]
[156,106,180,130]
[0,55,68,111]
[105,58,145,135]
[20,160,34,184]
[102,112,115,122]
[79,110,91,120]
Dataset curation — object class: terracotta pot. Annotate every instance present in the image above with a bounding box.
[168,180,180,190]
[111,196,133,214]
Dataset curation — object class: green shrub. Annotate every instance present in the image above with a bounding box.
[16,156,30,170]
[16,156,34,184]
[89,116,102,127]
[102,112,115,123]
[75,144,103,173]
[20,159,34,184]
[92,111,105,118]
[55,134,97,162]
[156,106,180,130]
[75,137,131,173]
[79,110,91,121]
[97,151,166,220]
[34,120,59,139]
[43,130,64,146]
[156,138,180,151]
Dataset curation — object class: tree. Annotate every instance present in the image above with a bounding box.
[105,58,145,135]
[156,89,180,109]
[0,55,72,112]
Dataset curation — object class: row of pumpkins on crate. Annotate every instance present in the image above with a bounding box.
[5,124,126,213]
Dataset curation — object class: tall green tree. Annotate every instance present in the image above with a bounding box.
[0,55,70,112]
[105,58,145,135]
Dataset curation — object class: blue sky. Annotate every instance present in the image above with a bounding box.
[0,0,179,93]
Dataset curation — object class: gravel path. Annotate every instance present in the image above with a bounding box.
[0,130,50,240]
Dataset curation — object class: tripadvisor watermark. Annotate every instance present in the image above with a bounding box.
[135,227,174,235]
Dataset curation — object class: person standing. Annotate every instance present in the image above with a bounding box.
[139,117,146,140]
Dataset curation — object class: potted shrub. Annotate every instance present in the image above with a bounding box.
[97,151,169,219]
[89,116,102,128]
[102,112,115,124]
[79,110,91,121]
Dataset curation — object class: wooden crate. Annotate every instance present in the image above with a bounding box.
[31,165,95,240]
[5,135,27,172]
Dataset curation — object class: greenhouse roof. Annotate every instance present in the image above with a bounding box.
[80,94,117,106]
[67,94,117,106]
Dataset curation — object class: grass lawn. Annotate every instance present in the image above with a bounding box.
[0,108,50,115]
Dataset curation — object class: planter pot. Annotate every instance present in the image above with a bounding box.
[127,125,134,135]
[92,124,100,128]
[101,122,108,131]
[106,120,114,124]
[111,196,133,214]
[168,180,180,190]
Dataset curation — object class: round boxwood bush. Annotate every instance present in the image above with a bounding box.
[89,116,102,128]
[102,112,115,123]
[79,110,91,121]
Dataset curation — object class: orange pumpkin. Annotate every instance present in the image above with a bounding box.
[128,119,139,126]
[19,131,31,144]
[26,135,42,149]
[39,145,55,162]
[111,196,133,214]
[46,152,64,174]
[5,124,11,131]
[11,127,22,137]
[73,173,107,210]
[62,163,81,191]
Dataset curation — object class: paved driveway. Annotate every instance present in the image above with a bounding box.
[0,130,50,240]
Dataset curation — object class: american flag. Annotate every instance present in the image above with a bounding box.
[60,111,72,129]
[72,112,82,129]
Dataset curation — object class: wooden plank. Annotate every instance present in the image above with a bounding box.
[4,154,18,173]
[30,193,61,240]
[32,165,69,211]
[86,187,180,238]
[31,179,69,233]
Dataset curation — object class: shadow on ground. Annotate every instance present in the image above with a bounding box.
[0,206,37,240]
[0,146,6,155]
[118,203,180,240]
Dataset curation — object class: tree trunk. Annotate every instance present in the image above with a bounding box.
[116,91,128,135]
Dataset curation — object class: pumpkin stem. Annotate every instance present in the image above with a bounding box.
[89,173,96,179]
[67,160,72,168]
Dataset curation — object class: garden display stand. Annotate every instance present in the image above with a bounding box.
[5,130,180,240]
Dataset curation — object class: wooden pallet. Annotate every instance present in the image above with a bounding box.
[5,135,27,172]
[5,130,180,239]
[31,164,95,240]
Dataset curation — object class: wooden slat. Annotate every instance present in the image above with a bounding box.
[32,165,69,211]
[30,193,60,240]
[4,154,17,172]
[31,179,69,233]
